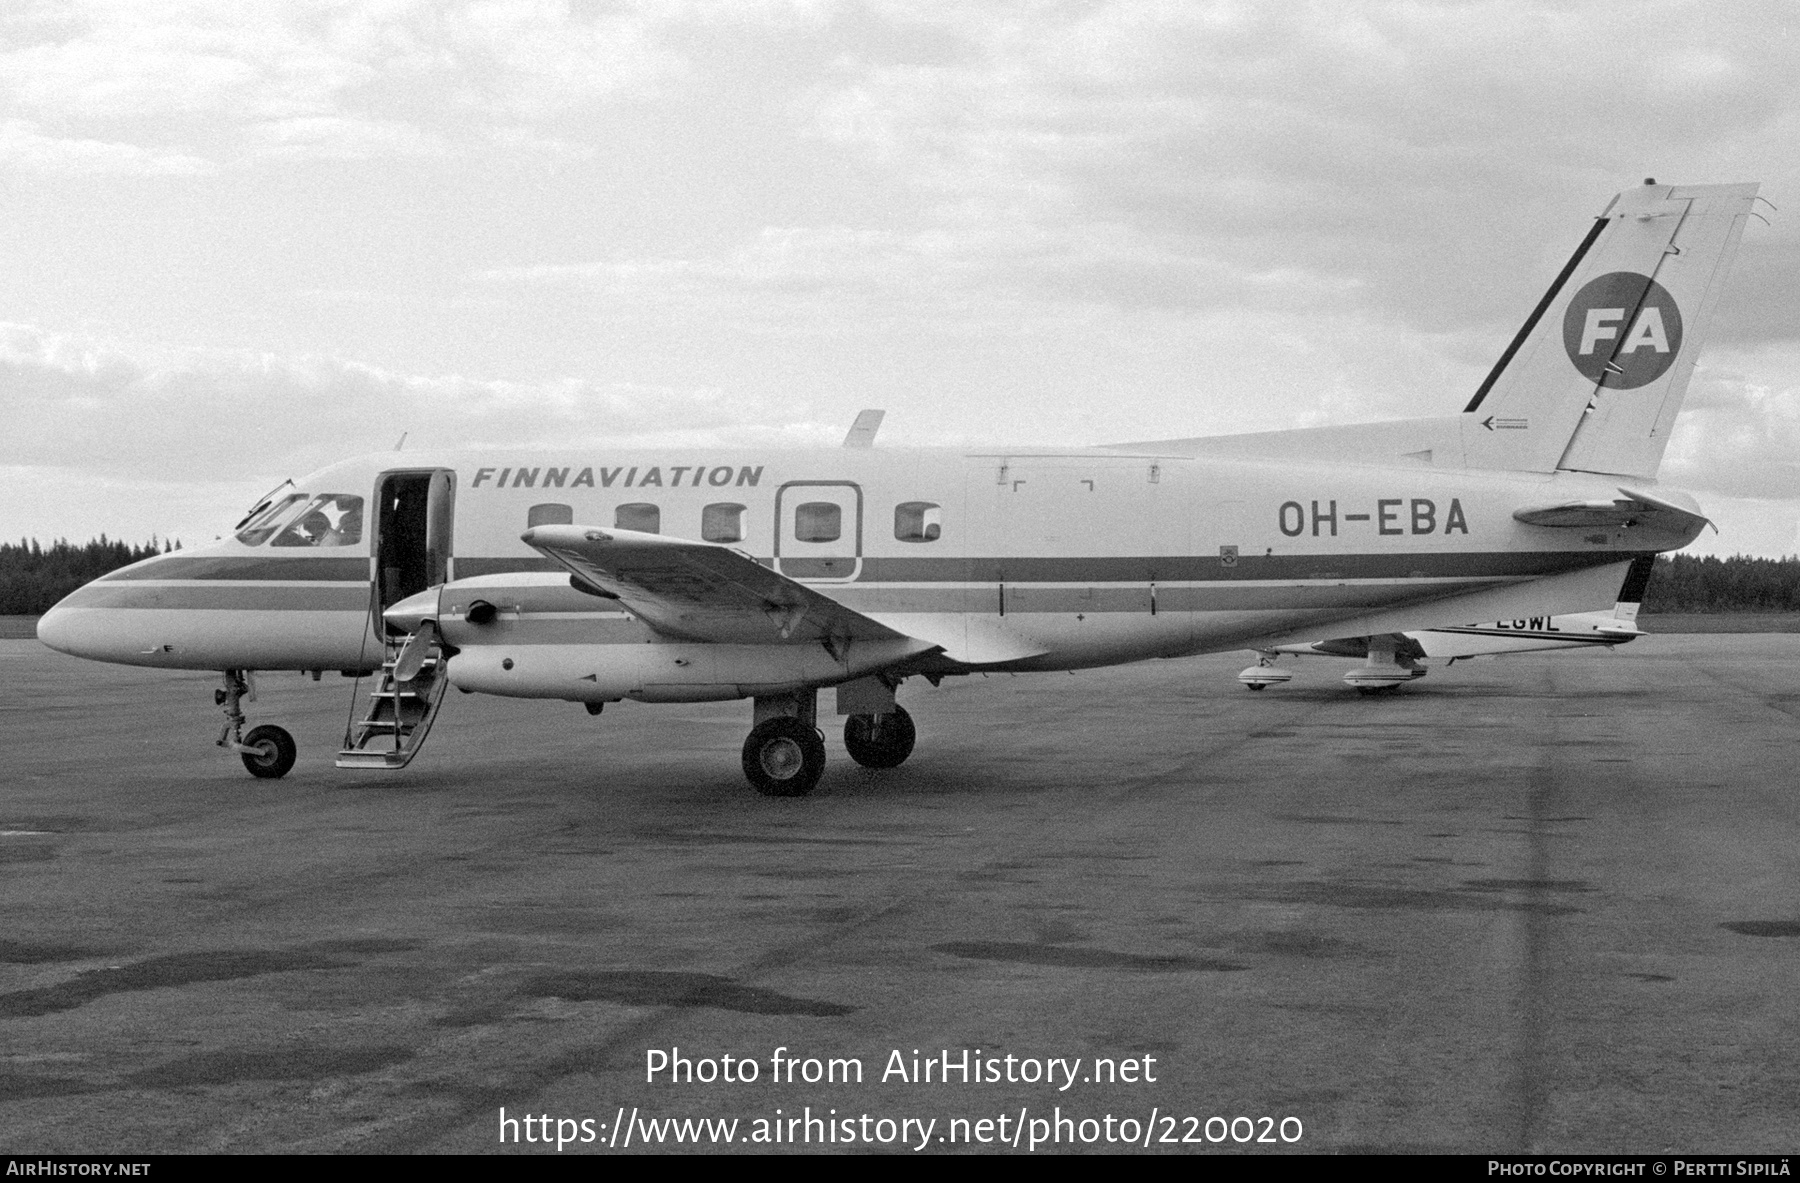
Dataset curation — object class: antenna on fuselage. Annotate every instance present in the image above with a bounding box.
[843,409,885,448]
[394,432,408,452]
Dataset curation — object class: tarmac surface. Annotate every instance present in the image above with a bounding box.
[2,634,1798,1155]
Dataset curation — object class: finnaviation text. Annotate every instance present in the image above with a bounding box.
[472,465,764,490]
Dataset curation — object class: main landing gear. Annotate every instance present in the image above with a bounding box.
[740,686,918,797]
[1238,653,1294,691]
[1342,642,1427,695]
[843,706,915,768]
[215,670,297,779]
[743,715,827,797]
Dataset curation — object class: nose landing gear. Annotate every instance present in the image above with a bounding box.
[215,670,297,779]
[239,724,298,779]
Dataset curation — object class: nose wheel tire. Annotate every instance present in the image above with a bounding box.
[843,705,916,769]
[742,717,826,797]
[240,724,297,780]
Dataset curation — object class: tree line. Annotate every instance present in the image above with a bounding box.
[0,538,179,615]
[1640,553,1800,613]
[1,538,1797,616]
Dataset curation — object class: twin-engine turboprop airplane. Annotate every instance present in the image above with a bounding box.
[37,180,1759,796]
[1237,556,1656,692]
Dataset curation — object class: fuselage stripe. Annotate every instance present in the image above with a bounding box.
[102,549,1646,585]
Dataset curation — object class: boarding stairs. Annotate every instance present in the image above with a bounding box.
[335,624,449,770]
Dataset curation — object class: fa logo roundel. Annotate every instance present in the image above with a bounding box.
[1562,271,1683,389]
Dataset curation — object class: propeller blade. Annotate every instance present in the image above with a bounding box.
[392,621,437,683]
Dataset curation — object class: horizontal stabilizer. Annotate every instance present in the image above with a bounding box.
[1512,486,1712,533]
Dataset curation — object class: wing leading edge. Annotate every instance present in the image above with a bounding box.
[522,525,1051,666]
[521,524,922,657]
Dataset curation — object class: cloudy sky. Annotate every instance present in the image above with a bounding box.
[3,0,1798,554]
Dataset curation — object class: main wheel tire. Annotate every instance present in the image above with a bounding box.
[843,705,916,769]
[742,717,826,797]
[241,724,297,779]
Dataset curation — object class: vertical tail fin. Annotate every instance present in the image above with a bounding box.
[1462,181,1759,477]
[1611,555,1657,625]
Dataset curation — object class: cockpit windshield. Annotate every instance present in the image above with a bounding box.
[269,494,364,548]
[237,493,365,548]
[234,494,307,546]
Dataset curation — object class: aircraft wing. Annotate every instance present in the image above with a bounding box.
[1275,633,1424,661]
[521,524,919,651]
[1512,486,1713,532]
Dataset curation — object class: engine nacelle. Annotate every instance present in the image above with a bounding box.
[450,638,930,704]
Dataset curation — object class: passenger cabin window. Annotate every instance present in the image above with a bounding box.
[234,493,307,546]
[267,494,365,548]
[702,503,747,543]
[615,503,660,533]
[895,501,942,542]
[528,503,573,527]
[794,502,841,543]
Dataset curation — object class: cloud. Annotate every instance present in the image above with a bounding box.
[477,220,1371,335]
[0,0,688,169]
[804,1,1800,340]
[4,2,1798,551]
[0,322,842,488]
[0,118,216,175]
[246,114,449,160]
[436,0,687,120]
[1662,348,1800,500]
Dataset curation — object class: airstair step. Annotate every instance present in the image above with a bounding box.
[335,749,410,769]
[339,632,449,772]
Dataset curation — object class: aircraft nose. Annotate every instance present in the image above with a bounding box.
[34,547,374,671]
[35,602,79,656]
[34,587,170,664]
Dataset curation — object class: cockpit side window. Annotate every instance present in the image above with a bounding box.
[234,494,307,546]
[268,494,366,548]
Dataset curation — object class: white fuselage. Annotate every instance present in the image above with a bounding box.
[37,444,1693,702]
